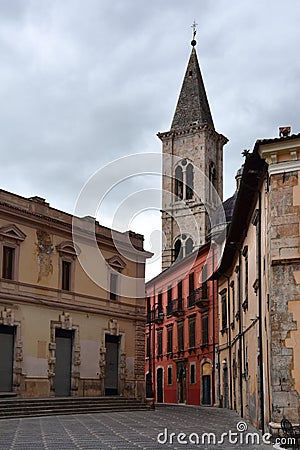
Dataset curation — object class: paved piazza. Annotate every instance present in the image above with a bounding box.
[0,405,280,449]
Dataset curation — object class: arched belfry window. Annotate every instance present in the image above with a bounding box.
[186,237,193,255]
[175,166,183,200]
[174,235,194,263]
[209,162,217,202]
[186,164,194,200]
[174,239,182,261]
[174,160,194,201]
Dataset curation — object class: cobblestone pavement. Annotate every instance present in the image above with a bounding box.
[0,405,283,450]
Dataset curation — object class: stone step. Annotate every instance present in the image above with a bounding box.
[0,397,150,419]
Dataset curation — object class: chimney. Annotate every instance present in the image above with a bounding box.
[279,126,291,138]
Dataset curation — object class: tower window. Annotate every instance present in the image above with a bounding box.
[175,166,183,200]
[174,239,183,261]
[186,238,193,255]
[174,161,194,201]
[186,164,194,199]
[189,70,193,77]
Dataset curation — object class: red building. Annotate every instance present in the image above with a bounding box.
[145,243,218,406]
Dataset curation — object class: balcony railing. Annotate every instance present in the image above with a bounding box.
[153,307,164,324]
[171,298,184,317]
[192,286,209,310]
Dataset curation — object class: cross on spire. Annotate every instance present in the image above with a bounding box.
[191,20,198,39]
[191,20,198,47]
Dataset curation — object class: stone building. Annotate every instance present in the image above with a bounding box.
[0,189,151,398]
[158,41,228,271]
[214,130,300,431]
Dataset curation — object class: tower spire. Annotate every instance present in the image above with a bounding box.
[170,43,214,131]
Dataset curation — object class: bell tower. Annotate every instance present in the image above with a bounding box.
[159,32,228,270]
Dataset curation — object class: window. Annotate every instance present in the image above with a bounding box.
[190,362,196,384]
[177,280,183,310]
[158,292,163,314]
[146,334,150,358]
[177,321,184,352]
[189,317,196,348]
[209,162,217,203]
[146,297,151,324]
[2,246,15,280]
[202,314,209,346]
[110,272,118,300]
[174,239,182,261]
[167,326,173,353]
[157,330,163,357]
[243,246,248,311]
[188,273,195,307]
[186,237,193,255]
[175,166,183,200]
[186,163,194,200]
[167,366,173,385]
[0,224,26,281]
[202,265,208,299]
[230,281,235,320]
[221,290,227,331]
[174,236,194,262]
[167,286,172,316]
[62,260,71,291]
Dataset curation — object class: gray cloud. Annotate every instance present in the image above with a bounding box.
[0,0,300,277]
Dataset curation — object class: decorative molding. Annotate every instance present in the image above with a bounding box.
[0,224,26,243]
[56,241,81,258]
[268,160,300,175]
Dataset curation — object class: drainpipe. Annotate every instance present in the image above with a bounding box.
[258,190,264,433]
[237,249,244,418]
[212,246,216,406]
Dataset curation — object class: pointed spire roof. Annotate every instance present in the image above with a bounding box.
[171,47,214,131]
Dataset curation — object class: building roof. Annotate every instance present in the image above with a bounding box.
[170,47,214,131]
[253,132,300,150]
[212,150,267,279]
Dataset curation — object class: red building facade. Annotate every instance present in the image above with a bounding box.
[145,243,218,406]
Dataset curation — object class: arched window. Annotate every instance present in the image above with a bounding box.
[186,164,194,200]
[175,166,183,200]
[186,237,193,255]
[174,239,182,261]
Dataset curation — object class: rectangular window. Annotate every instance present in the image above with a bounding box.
[190,362,196,384]
[158,292,163,314]
[167,366,173,385]
[221,291,227,331]
[157,330,163,357]
[167,286,172,316]
[189,318,196,348]
[177,280,183,310]
[167,326,173,353]
[146,297,151,324]
[110,273,118,300]
[62,260,71,291]
[230,281,235,319]
[202,265,208,299]
[188,273,195,307]
[146,334,150,358]
[177,322,184,352]
[2,246,15,280]
[202,314,209,346]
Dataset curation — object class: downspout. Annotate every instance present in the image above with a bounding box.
[258,190,264,433]
[237,249,244,418]
[212,246,216,405]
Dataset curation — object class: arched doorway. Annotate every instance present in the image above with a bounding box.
[201,362,212,406]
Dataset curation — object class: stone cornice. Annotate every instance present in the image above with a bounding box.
[157,125,228,145]
[268,160,300,175]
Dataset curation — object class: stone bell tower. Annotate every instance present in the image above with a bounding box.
[159,32,228,270]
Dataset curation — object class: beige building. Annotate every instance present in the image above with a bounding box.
[0,189,151,399]
[214,129,300,432]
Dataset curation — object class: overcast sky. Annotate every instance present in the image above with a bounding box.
[1,0,300,279]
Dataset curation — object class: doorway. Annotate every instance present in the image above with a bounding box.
[176,361,186,403]
[0,325,15,392]
[201,362,212,405]
[105,335,119,396]
[156,367,163,402]
[54,328,73,396]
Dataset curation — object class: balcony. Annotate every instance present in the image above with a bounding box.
[153,307,164,324]
[194,287,209,310]
[171,298,184,317]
